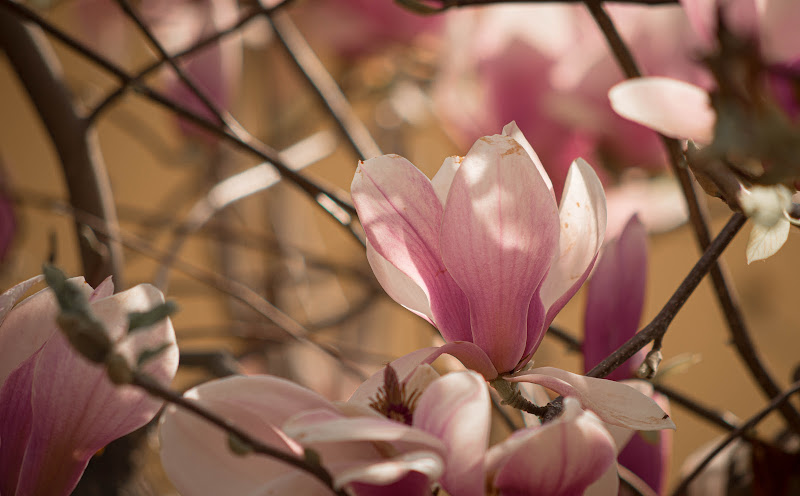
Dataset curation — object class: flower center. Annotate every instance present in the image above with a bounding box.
[368,365,420,425]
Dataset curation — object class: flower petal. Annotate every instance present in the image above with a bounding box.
[536,158,607,354]
[502,121,554,197]
[746,219,790,263]
[440,134,560,373]
[334,452,443,492]
[284,416,445,451]
[609,77,715,144]
[584,215,647,381]
[366,241,434,323]
[489,398,616,496]
[509,367,675,430]
[0,349,37,496]
[160,375,336,496]
[414,372,490,496]
[431,155,463,206]
[0,277,89,384]
[352,155,471,342]
[14,285,178,496]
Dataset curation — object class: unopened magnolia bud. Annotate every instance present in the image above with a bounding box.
[106,352,134,385]
[56,312,112,363]
[637,349,663,380]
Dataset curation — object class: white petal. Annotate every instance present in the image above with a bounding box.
[746,220,790,263]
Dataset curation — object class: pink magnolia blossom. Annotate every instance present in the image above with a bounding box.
[352,122,606,376]
[160,350,628,496]
[158,358,488,495]
[0,275,178,496]
[583,215,672,494]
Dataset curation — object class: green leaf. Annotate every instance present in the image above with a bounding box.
[128,301,178,333]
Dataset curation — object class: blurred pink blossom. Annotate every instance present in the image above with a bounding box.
[294,0,444,57]
[0,275,178,496]
[435,4,706,196]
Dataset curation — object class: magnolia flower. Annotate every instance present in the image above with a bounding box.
[161,348,626,496]
[352,122,606,377]
[0,275,178,496]
[159,357,488,495]
[583,215,672,494]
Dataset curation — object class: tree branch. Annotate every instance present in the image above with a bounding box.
[0,8,123,288]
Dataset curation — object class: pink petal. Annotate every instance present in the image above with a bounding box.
[761,0,800,62]
[0,275,44,326]
[430,156,463,206]
[536,158,607,353]
[366,241,434,324]
[352,155,471,342]
[14,285,178,496]
[489,398,616,496]
[584,215,647,381]
[509,367,676,431]
[284,416,445,451]
[609,77,715,144]
[440,134,560,373]
[334,452,443,492]
[501,121,554,197]
[0,277,90,384]
[414,372,489,496]
[159,375,336,496]
[432,341,499,379]
[0,349,37,496]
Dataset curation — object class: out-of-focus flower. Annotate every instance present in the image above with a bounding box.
[435,4,705,194]
[0,275,178,496]
[140,0,242,145]
[610,77,799,262]
[352,122,606,377]
[583,215,672,494]
[294,0,443,57]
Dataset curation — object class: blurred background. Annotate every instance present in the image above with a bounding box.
[1,0,799,494]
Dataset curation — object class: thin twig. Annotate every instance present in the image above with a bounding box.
[586,213,746,379]
[653,383,740,433]
[267,9,383,161]
[27,196,369,381]
[545,325,582,353]
[131,372,348,496]
[0,0,364,246]
[0,9,123,287]
[670,380,800,496]
[581,0,800,434]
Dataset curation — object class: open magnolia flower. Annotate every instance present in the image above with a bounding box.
[0,275,178,496]
[161,351,645,496]
[159,361,488,496]
[352,122,606,377]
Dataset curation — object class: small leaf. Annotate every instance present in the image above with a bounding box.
[128,301,178,333]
